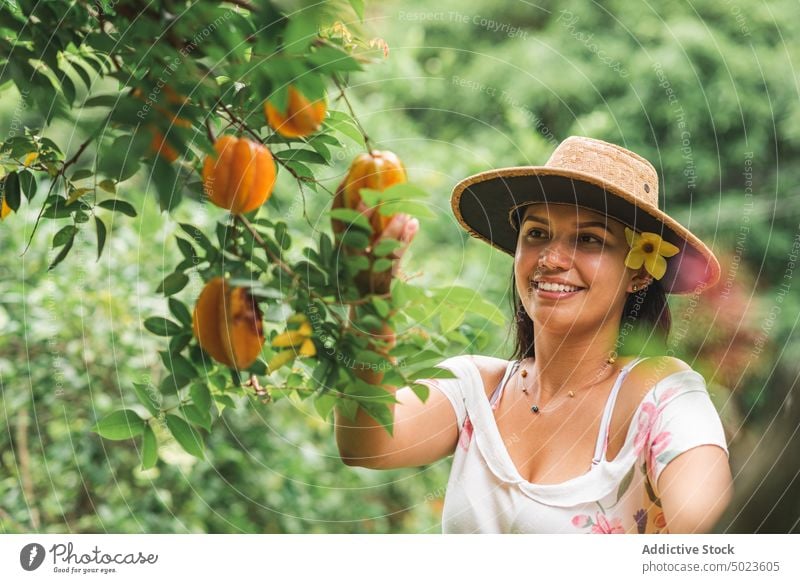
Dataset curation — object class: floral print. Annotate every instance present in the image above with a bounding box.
[571,512,625,534]
[634,509,648,534]
[459,415,473,451]
[633,386,678,483]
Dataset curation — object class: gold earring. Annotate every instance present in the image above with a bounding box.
[632,283,639,292]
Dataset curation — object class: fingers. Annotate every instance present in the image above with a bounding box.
[380,212,408,240]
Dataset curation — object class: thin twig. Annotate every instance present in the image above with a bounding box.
[332,75,373,152]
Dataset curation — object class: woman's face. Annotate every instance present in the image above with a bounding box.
[514,203,638,334]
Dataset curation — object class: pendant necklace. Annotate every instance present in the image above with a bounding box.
[519,353,618,414]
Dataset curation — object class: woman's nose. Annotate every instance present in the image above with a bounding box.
[538,241,572,269]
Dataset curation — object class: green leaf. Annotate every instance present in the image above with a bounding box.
[53,225,78,248]
[151,156,180,212]
[70,169,94,181]
[190,383,212,416]
[371,182,427,202]
[409,382,430,403]
[335,398,359,421]
[329,208,371,232]
[283,16,318,54]
[181,403,211,431]
[18,170,37,200]
[48,230,76,270]
[283,159,315,181]
[156,272,189,296]
[165,414,205,459]
[132,382,160,417]
[314,393,337,421]
[372,258,393,273]
[434,286,506,326]
[308,45,363,73]
[409,366,458,381]
[176,237,196,260]
[169,298,193,327]
[144,316,183,337]
[340,230,371,250]
[439,304,464,333]
[373,238,403,257]
[169,332,192,354]
[97,199,137,217]
[324,111,364,146]
[179,223,214,252]
[274,148,327,166]
[376,200,436,219]
[94,216,107,261]
[98,179,116,194]
[2,171,20,211]
[358,401,394,436]
[159,351,198,381]
[141,425,158,470]
[98,134,142,182]
[348,0,365,20]
[92,409,146,440]
[371,296,391,318]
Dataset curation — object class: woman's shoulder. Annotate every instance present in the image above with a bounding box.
[456,354,514,400]
[473,355,517,399]
[619,355,701,407]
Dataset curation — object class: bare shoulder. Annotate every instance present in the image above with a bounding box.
[466,354,514,399]
[607,356,696,451]
[621,355,695,404]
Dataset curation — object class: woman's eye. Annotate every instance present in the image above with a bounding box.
[526,229,547,239]
[578,234,602,244]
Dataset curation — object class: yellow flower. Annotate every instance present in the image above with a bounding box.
[267,314,318,373]
[624,228,680,280]
[1,196,11,221]
[23,152,39,166]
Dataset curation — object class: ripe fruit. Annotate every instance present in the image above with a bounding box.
[133,86,192,163]
[148,127,180,163]
[202,136,276,214]
[192,277,265,369]
[264,86,327,138]
[336,150,407,239]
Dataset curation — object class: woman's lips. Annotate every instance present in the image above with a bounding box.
[529,280,585,299]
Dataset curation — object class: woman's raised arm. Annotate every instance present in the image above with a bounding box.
[658,445,733,533]
[333,212,462,469]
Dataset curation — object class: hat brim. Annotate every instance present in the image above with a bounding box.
[451,167,720,294]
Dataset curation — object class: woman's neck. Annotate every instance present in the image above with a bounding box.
[528,326,620,398]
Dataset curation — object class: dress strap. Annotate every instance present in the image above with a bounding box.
[489,360,519,408]
[591,356,651,464]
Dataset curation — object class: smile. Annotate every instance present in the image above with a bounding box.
[530,280,586,296]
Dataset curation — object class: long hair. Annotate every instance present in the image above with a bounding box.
[508,269,671,361]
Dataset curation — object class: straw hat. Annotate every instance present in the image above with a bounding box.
[451,136,720,294]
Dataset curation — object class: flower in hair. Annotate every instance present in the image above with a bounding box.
[624,228,679,280]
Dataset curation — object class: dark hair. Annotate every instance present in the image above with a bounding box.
[508,269,671,361]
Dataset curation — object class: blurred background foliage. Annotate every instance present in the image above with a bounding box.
[2,0,799,532]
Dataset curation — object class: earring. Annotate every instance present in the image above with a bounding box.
[632,283,639,292]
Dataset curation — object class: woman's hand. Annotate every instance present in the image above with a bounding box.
[350,210,419,296]
[373,211,420,274]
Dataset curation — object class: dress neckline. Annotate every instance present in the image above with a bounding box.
[456,358,680,501]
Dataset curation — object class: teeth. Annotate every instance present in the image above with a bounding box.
[534,281,581,293]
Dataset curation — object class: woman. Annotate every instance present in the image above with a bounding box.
[335,136,732,534]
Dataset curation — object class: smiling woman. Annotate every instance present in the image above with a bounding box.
[334,136,732,534]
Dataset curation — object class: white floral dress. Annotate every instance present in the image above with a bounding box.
[421,354,728,534]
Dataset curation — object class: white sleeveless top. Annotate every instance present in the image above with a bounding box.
[423,355,728,534]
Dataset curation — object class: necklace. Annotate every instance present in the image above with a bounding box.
[518,352,619,414]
